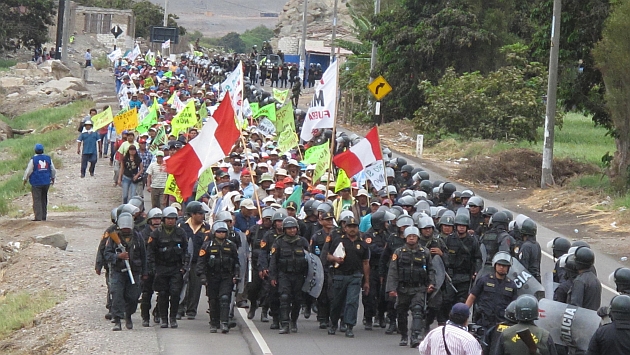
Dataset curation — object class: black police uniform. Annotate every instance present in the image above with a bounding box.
[147,224,188,325]
[380,233,407,332]
[419,235,449,327]
[309,227,339,327]
[444,232,482,309]
[178,220,211,318]
[197,235,240,330]
[484,321,515,355]
[518,238,542,282]
[568,269,602,311]
[470,212,485,237]
[96,224,116,317]
[386,243,436,345]
[140,224,159,324]
[258,228,283,327]
[103,228,148,322]
[362,228,389,327]
[481,225,516,263]
[247,223,272,314]
[269,234,310,330]
[587,319,630,355]
[469,273,518,328]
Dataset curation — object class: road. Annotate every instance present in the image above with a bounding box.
[143,138,623,355]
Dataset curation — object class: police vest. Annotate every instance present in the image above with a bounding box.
[250,225,270,267]
[29,155,52,186]
[203,239,236,274]
[481,228,509,263]
[446,234,475,275]
[153,227,186,266]
[500,323,552,355]
[276,237,307,274]
[395,247,429,286]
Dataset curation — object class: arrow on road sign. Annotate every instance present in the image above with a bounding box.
[367,75,392,101]
[111,25,123,39]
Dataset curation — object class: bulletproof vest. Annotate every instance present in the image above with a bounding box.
[205,239,236,274]
[365,230,387,267]
[500,323,552,355]
[446,234,475,275]
[481,227,510,263]
[155,227,186,267]
[388,234,407,251]
[311,229,330,256]
[114,230,143,273]
[250,225,270,267]
[277,236,308,274]
[396,247,429,286]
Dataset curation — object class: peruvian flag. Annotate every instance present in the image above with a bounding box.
[166,95,240,199]
[332,127,383,177]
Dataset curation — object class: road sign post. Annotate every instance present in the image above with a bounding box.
[367,75,392,101]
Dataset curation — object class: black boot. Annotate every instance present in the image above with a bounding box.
[248,306,256,320]
[270,318,280,329]
[142,318,150,327]
[410,332,421,348]
[386,322,398,335]
[303,305,311,319]
[260,308,269,322]
[345,325,354,338]
[290,321,298,333]
[340,323,347,332]
[125,316,133,330]
[105,312,112,320]
[112,318,122,331]
[221,322,229,334]
[399,335,408,346]
[170,318,178,328]
[279,322,290,334]
[365,319,373,330]
[160,318,168,328]
[319,320,328,329]
[378,315,386,328]
[328,325,337,335]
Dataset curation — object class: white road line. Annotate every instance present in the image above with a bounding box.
[541,250,619,295]
[238,308,273,355]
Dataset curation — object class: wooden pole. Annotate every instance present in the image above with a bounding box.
[375,125,391,202]
[239,133,263,219]
[324,58,342,195]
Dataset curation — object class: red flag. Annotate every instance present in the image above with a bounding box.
[332,127,383,177]
[166,95,240,199]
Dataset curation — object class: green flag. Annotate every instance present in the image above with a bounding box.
[145,52,156,66]
[302,143,331,182]
[136,99,158,134]
[148,126,166,154]
[275,101,295,132]
[163,71,173,78]
[278,130,299,154]
[195,168,215,200]
[283,185,303,209]
[253,103,277,122]
[250,102,260,116]
[334,168,352,193]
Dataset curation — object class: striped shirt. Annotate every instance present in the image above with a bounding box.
[418,323,482,355]
[146,161,167,188]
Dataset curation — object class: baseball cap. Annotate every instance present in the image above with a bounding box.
[356,189,369,198]
[155,151,164,157]
[240,199,256,210]
[276,168,288,177]
[138,138,147,144]
[450,303,470,318]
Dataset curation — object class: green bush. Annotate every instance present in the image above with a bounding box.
[414,44,557,142]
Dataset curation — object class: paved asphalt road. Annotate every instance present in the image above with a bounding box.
[151,130,623,355]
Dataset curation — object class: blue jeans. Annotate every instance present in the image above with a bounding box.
[81,153,97,177]
[121,175,138,204]
[329,273,363,327]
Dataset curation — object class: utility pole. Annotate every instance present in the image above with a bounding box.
[299,0,308,85]
[163,0,169,26]
[541,0,562,188]
[369,0,380,83]
[54,0,66,60]
[61,0,70,63]
[329,0,339,63]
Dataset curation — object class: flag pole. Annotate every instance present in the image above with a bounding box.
[238,133,263,219]
[324,58,341,195]
[375,125,391,202]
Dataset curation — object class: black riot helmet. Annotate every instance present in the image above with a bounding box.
[504,301,518,324]
[610,295,630,321]
[613,267,630,293]
[371,211,395,230]
[186,201,205,215]
[520,218,537,237]
[454,214,470,227]
[482,206,498,217]
[514,294,539,322]
[419,180,433,194]
[282,217,298,229]
[394,157,407,170]
[304,200,321,217]
[574,246,595,270]
[550,237,571,258]
[440,182,457,196]
[490,211,509,227]
[401,164,414,174]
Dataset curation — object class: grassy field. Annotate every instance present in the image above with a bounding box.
[0,59,17,72]
[0,290,58,339]
[0,100,94,215]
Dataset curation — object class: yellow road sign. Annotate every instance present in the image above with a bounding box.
[368,75,393,100]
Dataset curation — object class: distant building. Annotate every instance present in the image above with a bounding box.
[49,2,135,50]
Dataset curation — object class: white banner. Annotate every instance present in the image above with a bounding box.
[221,61,244,124]
[364,160,385,191]
[300,60,338,142]
[125,44,141,62]
[162,39,171,49]
[242,98,252,118]
[256,118,276,137]
[107,48,122,62]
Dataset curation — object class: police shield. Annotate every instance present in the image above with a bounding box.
[432,255,446,293]
[302,251,325,298]
[237,230,248,293]
[536,298,600,351]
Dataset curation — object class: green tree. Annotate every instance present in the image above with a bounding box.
[593,0,630,190]
[0,0,57,50]
[240,25,274,51]
[217,32,246,53]
[415,44,550,142]
[130,1,185,38]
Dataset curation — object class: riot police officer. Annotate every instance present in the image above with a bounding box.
[485,301,517,355]
[588,295,630,355]
[178,201,212,320]
[480,211,515,264]
[386,226,436,348]
[140,208,162,327]
[517,218,541,282]
[493,294,557,355]
[549,237,572,283]
[258,210,287,329]
[568,246,601,311]
[247,207,275,320]
[362,211,393,330]
[310,209,337,329]
[467,196,485,236]
[418,216,449,329]
[269,217,310,334]
[380,214,414,335]
[466,251,518,329]
[96,206,121,321]
[147,206,188,329]
[104,212,148,331]
[443,214,482,321]
[197,221,240,333]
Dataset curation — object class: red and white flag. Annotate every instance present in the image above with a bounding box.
[166,95,241,199]
[300,60,338,142]
[332,127,383,177]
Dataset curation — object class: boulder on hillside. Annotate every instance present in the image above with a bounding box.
[39,77,87,94]
[33,232,68,250]
[0,77,25,88]
[50,60,72,80]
